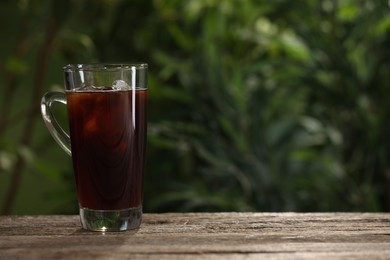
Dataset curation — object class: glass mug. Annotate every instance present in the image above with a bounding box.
[41,63,148,231]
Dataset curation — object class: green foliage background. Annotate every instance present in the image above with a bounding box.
[1,0,390,214]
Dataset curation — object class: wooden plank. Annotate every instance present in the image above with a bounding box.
[0,213,390,259]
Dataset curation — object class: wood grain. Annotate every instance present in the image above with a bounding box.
[1,213,390,259]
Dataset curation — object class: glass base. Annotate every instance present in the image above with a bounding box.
[79,206,142,232]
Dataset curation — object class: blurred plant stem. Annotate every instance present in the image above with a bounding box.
[0,13,29,135]
[1,18,57,214]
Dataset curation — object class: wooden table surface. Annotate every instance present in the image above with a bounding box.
[1,212,390,259]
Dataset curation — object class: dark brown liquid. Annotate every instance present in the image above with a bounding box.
[66,89,147,210]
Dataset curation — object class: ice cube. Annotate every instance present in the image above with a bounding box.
[75,84,113,92]
[75,84,97,92]
[112,80,131,90]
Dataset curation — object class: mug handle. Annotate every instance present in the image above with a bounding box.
[41,91,72,156]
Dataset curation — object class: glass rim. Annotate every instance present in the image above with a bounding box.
[63,63,148,72]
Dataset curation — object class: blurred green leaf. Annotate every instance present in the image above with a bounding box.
[5,57,28,74]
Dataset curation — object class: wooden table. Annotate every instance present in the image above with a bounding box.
[1,213,390,259]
